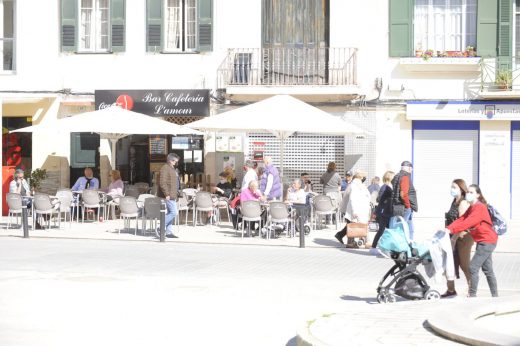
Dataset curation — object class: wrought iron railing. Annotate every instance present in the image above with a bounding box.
[480,57,520,92]
[217,47,357,88]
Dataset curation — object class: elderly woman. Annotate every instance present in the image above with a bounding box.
[240,180,265,202]
[104,170,124,203]
[285,178,306,204]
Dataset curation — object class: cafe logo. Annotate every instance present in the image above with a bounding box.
[116,94,134,110]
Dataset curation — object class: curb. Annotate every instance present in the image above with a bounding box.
[427,296,520,346]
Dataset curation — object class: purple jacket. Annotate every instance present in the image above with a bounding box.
[260,164,282,200]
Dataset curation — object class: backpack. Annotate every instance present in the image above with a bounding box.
[487,204,507,235]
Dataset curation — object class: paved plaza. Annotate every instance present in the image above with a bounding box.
[0,217,519,345]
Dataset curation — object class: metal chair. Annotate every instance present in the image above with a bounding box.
[240,200,262,238]
[81,189,104,223]
[57,189,77,221]
[311,194,338,230]
[5,193,23,229]
[193,191,216,226]
[33,193,61,230]
[215,197,231,224]
[266,201,293,239]
[142,197,162,237]
[118,196,139,235]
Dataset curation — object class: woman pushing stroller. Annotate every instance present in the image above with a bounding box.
[445,184,498,298]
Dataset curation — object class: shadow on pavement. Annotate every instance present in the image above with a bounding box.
[340,294,379,304]
[312,237,344,248]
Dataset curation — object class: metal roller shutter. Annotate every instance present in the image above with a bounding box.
[412,121,479,219]
[512,123,520,220]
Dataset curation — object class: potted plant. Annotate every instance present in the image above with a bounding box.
[421,49,434,60]
[465,46,477,57]
[495,69,512,90]
[27,168,47,192]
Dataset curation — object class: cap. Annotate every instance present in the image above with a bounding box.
[346,170,353,176]
[401,160,413,168]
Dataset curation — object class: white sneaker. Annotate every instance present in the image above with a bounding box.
[369,248,380,256]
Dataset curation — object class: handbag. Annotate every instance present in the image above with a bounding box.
[346,222,368,238]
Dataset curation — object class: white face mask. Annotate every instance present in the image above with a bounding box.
[465,193,476,203]
[450,187,460,197]
[220,179,227,184]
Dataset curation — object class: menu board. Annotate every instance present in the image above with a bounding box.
[149,136,167,161]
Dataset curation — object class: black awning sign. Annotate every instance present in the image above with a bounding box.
[95,89,210,117]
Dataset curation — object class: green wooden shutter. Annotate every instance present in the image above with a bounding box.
[388,0,413,57]
[497,0,512,69]
[197,0,213,52]
[477,0,498,57]
[147,0,162,52]
[111,0,125,52]
[61,0,77,52]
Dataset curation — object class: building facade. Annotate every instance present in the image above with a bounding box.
[1,0,519,221]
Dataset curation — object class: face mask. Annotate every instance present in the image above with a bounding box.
[450,188,460,197]
[220,179,226,184]
[465,193,476,202]
[361,177,366,183]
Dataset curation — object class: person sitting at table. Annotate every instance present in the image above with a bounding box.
[239,180,266,234]
[9,168,32,209]
[300,172,313,193]
[215,172,234,199]
[72,167,99,191]
[104,169,124,203]
[285,178,306,204]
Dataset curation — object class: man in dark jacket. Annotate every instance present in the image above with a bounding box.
[158,153,180,238]
[391,161,418,240]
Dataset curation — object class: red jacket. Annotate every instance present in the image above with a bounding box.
[447,201,497,244]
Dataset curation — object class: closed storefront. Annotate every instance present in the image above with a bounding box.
[512,122,520,219]
[412,121,479,219]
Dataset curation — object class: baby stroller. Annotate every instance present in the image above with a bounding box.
[375,216,441,303]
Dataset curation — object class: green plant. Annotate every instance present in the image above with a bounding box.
[27,168,47,191]
[495,69,512,90]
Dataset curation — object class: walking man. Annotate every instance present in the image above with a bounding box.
[391,161,418,240]
[158,153,181,238]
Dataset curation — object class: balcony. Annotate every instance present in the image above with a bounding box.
[479,57,520,99]
[216,47,359,102]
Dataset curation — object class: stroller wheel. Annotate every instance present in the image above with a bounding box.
[424,289,441,300]
[356,239,365,247]
[304,225,311,235]
[376,293,386,304]
[377,292,396,304]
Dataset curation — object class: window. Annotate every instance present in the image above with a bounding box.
[1,0,14,71]
[79,0,110,52]
[61,0,125,53]
[414,0,477,52]
[146,0,212,53]
[164,0,196,52]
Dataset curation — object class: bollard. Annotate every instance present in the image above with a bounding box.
[159,199,166,242]
[292,203,306,248]
[21,200,29,238]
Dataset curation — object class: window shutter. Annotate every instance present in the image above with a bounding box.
[197,0,213,52]
[388,0,412,57]
[61,0,77,52]
[497,0,512,69]
[477,0,498,57]
[111,0,126,52]
[147,0,162,52]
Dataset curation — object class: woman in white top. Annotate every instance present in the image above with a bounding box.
[105,170,124,202]
[285,179,306,204]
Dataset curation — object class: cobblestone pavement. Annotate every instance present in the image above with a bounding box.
[0,234,519,346]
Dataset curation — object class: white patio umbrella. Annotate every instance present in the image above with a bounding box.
[186,95,365,176]
[13,105,202,166]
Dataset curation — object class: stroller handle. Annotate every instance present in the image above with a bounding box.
[389,216,412,244]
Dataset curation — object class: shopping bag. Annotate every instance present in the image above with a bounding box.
[346,222,368,238]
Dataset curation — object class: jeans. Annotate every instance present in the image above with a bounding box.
[165,199,178,235]
[469,242,498,297]
[403,208,414,240]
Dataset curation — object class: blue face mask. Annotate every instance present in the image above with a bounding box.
[465,193,476,202]
[450,188,460,197]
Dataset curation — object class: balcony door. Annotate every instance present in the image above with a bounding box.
[261,0,329,84]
